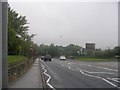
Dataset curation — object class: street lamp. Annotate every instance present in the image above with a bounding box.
[107,47,110,60]
[30,45,34,60]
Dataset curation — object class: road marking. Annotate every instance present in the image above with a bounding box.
[42,60,118,88]
[107,78,120,83]
[84,73,101,79]
[42,66,56,90]
[82,69,114,74]
[76,68,85,74]
[69,67,70,69]
[102,78,117,88]
[91,65,118,72]
[68,63,71,65]
[88,65,91,67]
[83,71,118,88]
[76,68,118,88]
[112,78,120,80]
[68,66,78,71]
[79,69,85,75]
[70,68,77,71]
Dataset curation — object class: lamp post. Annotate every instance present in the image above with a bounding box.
[107,47,110,60]
[1,1,8,88]
[30,45,33,60]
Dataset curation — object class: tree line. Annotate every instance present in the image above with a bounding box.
[94,46,120,59]
[36,44,120,59]
[36,44,81,58]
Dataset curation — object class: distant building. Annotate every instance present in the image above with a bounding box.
[85,43,95,57]
[86,43,95,50]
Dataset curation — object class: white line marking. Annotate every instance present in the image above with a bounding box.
[83,71,118,88]
[77,68,102,79]
[112,78,119,80]
[80,69,85,74]
[107,78,120,83]
[69,67,78,71]
[76,68,84,74]
[102,78,117,88]
[84,73,101,79]
[88,65,91,67]
[69,67,70,69]
[42,62,118,88]
[76,68,118,88]
[93,65,118,72]
[42,66,56,90]
[82,69,114,74]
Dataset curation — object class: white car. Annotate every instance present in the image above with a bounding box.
[60,55,66,60]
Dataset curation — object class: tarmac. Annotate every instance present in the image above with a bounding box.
[9,58,45,88]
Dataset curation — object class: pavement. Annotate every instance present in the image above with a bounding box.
[9,58,45,88]
[41,58,119,89]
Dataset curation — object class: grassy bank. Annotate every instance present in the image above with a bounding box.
[8,55,28,64]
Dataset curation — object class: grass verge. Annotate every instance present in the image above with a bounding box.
[8,55,28,64]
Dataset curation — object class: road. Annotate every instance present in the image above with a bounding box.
[40,58,119,89]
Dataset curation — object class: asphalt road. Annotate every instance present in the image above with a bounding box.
[40,58,119,89]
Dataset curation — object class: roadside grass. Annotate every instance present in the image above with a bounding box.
[8,55,28,64]
[74,57,118,61]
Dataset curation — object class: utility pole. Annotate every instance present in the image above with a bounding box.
[0,0,8,89]
[107,47,110,60]
[60,35,62,47]
[0,1,2,89]
[118,2,120,87]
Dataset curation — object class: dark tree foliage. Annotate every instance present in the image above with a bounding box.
[36,44,81,58]
[8,5,36,57]
[36,44,120,59]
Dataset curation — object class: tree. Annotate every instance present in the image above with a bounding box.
[8,5,36,57]
[65,44,81,56]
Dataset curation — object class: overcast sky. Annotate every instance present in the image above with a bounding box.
[9,1,118,49]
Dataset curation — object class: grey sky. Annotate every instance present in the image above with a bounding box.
[9,1,118,49]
